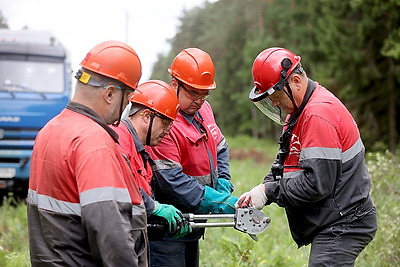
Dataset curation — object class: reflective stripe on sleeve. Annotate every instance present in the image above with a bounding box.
[152,158,181,170]
[27,187,132,216]
[217,137,227,153]
[300,137,364,163]
[342,138,364,163]
[300,147,341,161]
[283,170,303,179]
[80,187,132,207]
[195,173,213,186]
[27,189,81,216]
[132,201,146,216]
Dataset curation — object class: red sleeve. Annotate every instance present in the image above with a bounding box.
[72,132,131,192]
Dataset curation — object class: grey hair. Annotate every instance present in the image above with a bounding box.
[128,102,148,117]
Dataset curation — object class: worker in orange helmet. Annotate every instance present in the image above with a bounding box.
[27,40,148,266]
[147,48,238,266]
[237,47,377,266]
[113,80,192,241]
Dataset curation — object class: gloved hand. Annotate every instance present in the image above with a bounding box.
[152,201,183,233]
[198,186,239,214]
[172,219,193,239]
[215,178,234,193]
[235,184,267,210]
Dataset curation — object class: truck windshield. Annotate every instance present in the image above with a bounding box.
[0,60,64,93]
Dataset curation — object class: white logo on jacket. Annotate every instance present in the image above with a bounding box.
[207,123,219,140]
[289,134,301,155]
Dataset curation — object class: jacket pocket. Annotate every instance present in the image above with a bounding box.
[131,203,148,260]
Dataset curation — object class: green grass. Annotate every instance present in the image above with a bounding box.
[0,196,29,267]
[355,151,400,266]
[0,136,399,266]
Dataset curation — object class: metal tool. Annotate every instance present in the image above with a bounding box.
[183,207,271,241]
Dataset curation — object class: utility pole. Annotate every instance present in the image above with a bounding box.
[125,11,129,43]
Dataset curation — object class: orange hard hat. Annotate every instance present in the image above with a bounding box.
[168,48,216,90]
[129,80,180,120]
[80,40,142,89]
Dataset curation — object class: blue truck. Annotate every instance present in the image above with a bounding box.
[0,29,71,199]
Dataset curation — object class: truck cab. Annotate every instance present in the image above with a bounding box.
[0,30,71,199]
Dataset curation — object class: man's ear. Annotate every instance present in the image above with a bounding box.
[291,74,302,91]
[170,79,178,90]
[140,109,152,123]
[103,85,116,104]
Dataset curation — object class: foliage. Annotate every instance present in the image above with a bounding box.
[356,151,400,266]
[300,0,400,152]
[150,0,400,152]
[0,195,29,267]
[0,11,8,29]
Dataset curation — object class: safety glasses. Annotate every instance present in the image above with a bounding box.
[154,112,173,129]
[180,84,211,100]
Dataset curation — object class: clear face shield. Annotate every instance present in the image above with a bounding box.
[249,86,286,126]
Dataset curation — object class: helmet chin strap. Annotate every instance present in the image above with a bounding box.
[274,58,299,116]
[112,89,127,127]
[271,79,316,180]
[283,82,299,115]
[145,113,156,146]
[176,80,184,99]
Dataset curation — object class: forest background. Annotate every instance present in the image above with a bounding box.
[150,0,399,153]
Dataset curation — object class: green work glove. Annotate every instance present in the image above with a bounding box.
[198,186,239,214]
[172,219,193,239]
[152,201,183,233]
[215,178,234,193]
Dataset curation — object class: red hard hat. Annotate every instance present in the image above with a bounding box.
[168,48,216,90]
[80,40,142,90]
[250,47,301,101]
[129,80,180,120]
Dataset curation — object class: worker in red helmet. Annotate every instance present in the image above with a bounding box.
[27,40,147,266]
[113,80,192,239]
[237,47,377,266]
[147,48,238,266]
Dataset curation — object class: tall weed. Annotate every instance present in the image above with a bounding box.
[355,151,400,266]
[0,195,29,267]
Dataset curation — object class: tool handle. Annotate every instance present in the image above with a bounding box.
[190,222,235,228]
[183,213,235,221]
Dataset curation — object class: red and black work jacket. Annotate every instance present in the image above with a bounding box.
[263,82,375,247]
[27,102,147,266]
[114,119,156,214]
[147,101,231,240]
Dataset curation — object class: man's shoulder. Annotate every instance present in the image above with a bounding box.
[199,100,214,113]
[112,121,129,135]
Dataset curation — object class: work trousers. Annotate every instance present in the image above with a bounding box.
[150,240,199,267]
[308,207,377,267]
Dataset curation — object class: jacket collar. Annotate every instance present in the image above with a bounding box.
[66,101,119,143]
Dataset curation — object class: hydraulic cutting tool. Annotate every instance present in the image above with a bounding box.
[148,207,271,241]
